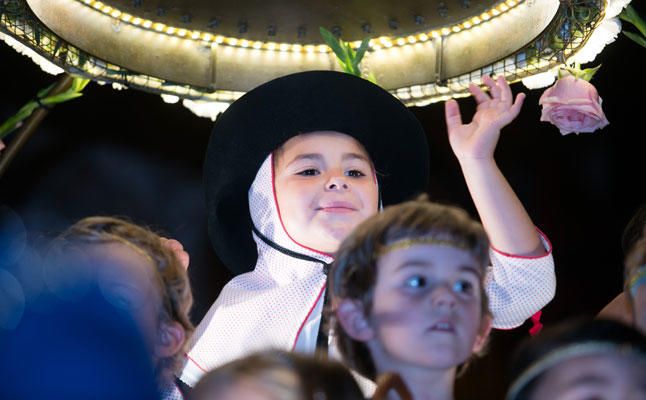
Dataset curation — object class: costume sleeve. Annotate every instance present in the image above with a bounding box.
[485,229,555,329]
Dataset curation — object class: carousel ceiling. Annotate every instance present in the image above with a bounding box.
[0,0,608,114]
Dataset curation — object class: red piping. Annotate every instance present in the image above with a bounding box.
[292,282,327,350]
[490,227,553,260]
[270,153,334,258]
[185,353,207,373]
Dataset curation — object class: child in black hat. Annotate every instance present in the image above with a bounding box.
[179,71,554,388]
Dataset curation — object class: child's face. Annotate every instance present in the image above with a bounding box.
[274,131,378,253]
[94,244,162,350]
[528,353,646,400]
[367,243,489,372]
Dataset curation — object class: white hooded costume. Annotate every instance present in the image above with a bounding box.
[180,154,556,387]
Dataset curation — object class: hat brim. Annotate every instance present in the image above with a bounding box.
[204,71,429,275]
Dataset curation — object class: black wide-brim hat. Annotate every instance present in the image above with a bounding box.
[204,70,429,275]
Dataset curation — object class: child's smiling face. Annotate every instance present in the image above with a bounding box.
[273,131,379,253]
[367,243,490,372]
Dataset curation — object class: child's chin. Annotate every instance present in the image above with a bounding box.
[415,348,471,369]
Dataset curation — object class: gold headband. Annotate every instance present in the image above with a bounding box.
[377,237,471,257]
[99,234,155,265]
[506,341,645,400]
[626,265,646,297]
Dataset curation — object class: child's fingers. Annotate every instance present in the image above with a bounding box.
[444,99,463,132]
[498,76,513,105]
[483,75,500,99]
[468,83,490,105]
[161,237,190,270]
[509,92,526,119]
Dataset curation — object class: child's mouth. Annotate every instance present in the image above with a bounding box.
[317,201,357,213]
[428,321,456,333]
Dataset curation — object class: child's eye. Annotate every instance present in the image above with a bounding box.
[452,280,474,294]
[297,169,319,176]
[345,169,366,178]
[404,275,427,289]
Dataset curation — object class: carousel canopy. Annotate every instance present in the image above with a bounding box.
[0,0,611,116]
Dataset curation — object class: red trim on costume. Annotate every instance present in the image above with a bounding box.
[185,353,207,373]
[270,153,334,259]
[491,311,545,333]
[292,282,327,350]
[529,311,544,336]
[490,227,553,260]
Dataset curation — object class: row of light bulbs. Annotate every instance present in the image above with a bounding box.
[80,0,522,53]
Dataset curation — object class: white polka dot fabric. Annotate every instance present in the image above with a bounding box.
[486,232,556,329]
[180,153,557,386]
[180,155,333,387]
[159,382,184,400]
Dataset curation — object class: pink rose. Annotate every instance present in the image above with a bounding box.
[539,75,609,135]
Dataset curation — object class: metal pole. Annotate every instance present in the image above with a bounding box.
[0,74,74,178]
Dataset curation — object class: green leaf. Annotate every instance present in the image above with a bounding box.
[319,27,348,65]
[620,5,646,37]
[0,102,38,138]
[561,63,601,82]
[578,64,601,81]
[36,83,55,98]
[353,37,371,68]
[623,30,646,49]
[43,92,83,104]
[71,77,90,92]
[342,41,357,74]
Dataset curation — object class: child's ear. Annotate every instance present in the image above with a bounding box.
[155,321,186,358]
[472,314,492,353]
[336,299,374,342]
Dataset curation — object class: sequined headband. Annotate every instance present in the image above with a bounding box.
[102,234,155,265]
[376,237,471,257]
[506,341,646,400]
[626,265,646,298]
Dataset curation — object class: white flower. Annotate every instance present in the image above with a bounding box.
[161,94,180,104]
[522,70,557,90]
[605,0,633,19]
[182,99,230,121]
[0,32,64,75]
[569,18,622,64]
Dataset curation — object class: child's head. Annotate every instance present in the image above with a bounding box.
[329,196,492,380]
[625,237,646,334]
[57,216,194,382]
[189,349,365,400]
[506,318,646,400]
[272,130,379,253]
[203,70,429,274]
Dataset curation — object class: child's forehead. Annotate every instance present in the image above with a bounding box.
[376,243,484,275]
[275,131,370,157]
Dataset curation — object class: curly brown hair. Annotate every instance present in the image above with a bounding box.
[57,216,194,378]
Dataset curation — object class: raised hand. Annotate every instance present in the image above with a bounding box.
[161,237,190,270]
[445,75,525,161]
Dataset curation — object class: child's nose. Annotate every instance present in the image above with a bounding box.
[326,175,349,190]
[431,285,457,309]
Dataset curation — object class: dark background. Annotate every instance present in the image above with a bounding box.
[1,18,645,398]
